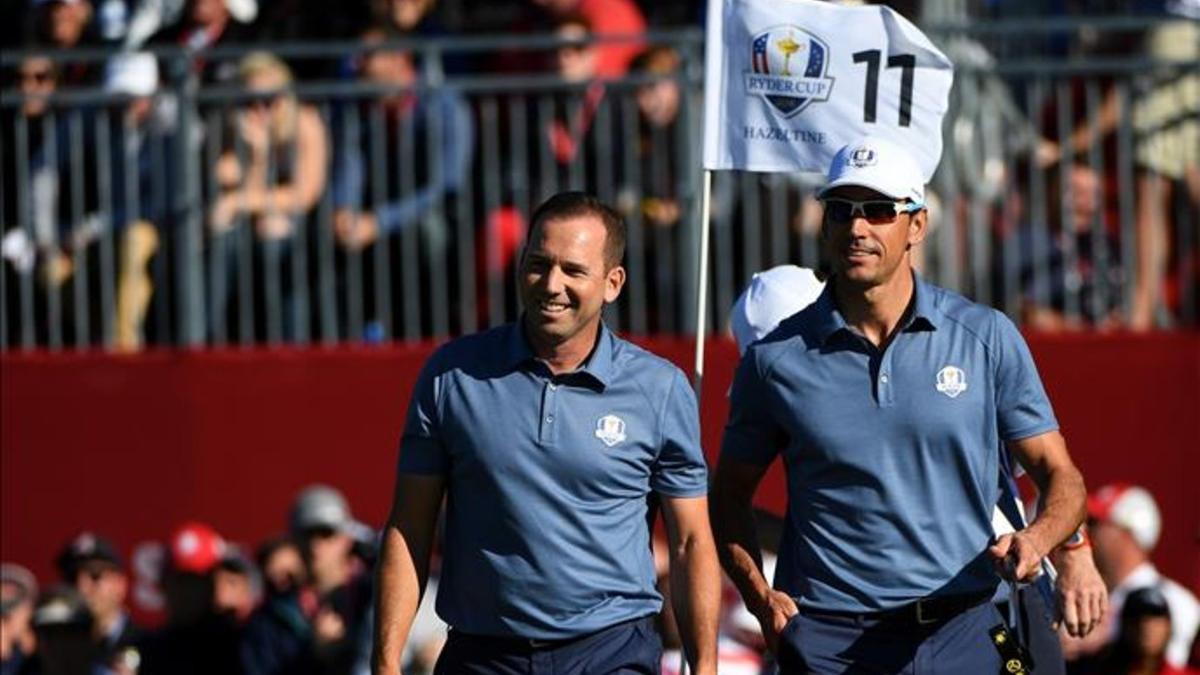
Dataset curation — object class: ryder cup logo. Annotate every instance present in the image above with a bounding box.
[849,147,878,168]
[594,414,627,447]
[744,26,835,118]
[935,366,968,399]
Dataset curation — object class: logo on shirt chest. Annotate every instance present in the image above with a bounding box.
[594,414,627,447]
[935,365,968,398]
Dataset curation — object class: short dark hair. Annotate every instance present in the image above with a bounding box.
[526,191,626,269]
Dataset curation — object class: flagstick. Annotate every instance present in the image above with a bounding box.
[691,170,714,397]
[673,169,714,675]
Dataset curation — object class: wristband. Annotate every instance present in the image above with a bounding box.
[1060,525,1090,550]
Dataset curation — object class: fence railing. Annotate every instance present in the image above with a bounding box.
[2,20,1196,352]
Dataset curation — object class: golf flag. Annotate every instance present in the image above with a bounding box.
[702,0,954,179]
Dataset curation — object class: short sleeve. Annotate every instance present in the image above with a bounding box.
[720,348,783,466]
[992,312,1058,442]
[650,369,709,497]
[397,351,451,475]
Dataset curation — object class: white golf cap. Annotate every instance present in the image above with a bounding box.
[225,0,257,23]
[730,265,825,356]
[818,134,925,205]
[290,484,367,537]
[104,53,158,97]
[1088,483,1162,552]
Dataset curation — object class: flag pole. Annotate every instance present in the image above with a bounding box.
[691,170,714,398]
[675,169,713,675]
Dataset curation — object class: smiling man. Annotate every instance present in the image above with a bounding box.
[711,135,1088,674]
[372,191,719,674]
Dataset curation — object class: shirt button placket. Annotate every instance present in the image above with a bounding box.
[541,379,560,444]
[878,353,895,407]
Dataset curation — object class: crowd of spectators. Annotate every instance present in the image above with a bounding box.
[2,482,1197,674]
[1,0,1197,350]
[1,485,380,675]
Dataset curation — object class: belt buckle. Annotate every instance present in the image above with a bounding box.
[527,637,554,650]
[915,598,938,625]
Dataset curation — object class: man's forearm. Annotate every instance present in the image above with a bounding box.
[711,494,773,614]
[1027,463,1087,555]
[669,533,721,673]
[372,523,429,674]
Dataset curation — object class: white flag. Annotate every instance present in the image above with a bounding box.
[702,0,954,179]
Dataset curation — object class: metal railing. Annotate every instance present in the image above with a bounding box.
[2,20,1196,352]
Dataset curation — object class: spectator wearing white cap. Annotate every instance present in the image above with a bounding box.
[1068,484,1200,668]
[102,51,170,351]
[288,485,370,597]
[105,52,158,115]
[242,485,373,675]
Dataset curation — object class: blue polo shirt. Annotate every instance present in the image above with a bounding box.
[723,276,1058,613]
[398,321,708,639]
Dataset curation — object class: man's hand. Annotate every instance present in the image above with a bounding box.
[752,588,799,655]
[40,247,73,287]
[334,209,379,250]
[1052,546,1107,637]
[257,212,294,241]
[210,194,241,235]
[989,531,1047,582]
[313,607,347,644]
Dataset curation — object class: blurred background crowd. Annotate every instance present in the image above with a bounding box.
[1,0,1197,673]
[2,482,1197,674]
[1,0,1197,351]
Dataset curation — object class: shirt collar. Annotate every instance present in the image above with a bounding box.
[908,274,939,331]
[503,320,536,369]
[505,318,614,388]
[810,272,939,346]
[807,285,847,346]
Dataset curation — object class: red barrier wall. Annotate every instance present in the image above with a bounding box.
[3,333,1198,603]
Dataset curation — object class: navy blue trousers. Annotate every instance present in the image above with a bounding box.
[433,616,661,675]
[996,585,1066,675]
[776,601,1008,675]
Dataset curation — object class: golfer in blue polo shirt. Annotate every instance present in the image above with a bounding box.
[711,135,1089,674]
[372,192,720,674]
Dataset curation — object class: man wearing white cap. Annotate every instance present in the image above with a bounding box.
[101,52,165,351]
[728,263,1108,672]
[1076,483,1199,667]
[713,134,1088,673]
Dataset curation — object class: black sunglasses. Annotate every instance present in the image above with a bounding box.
[302,525,338,540]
